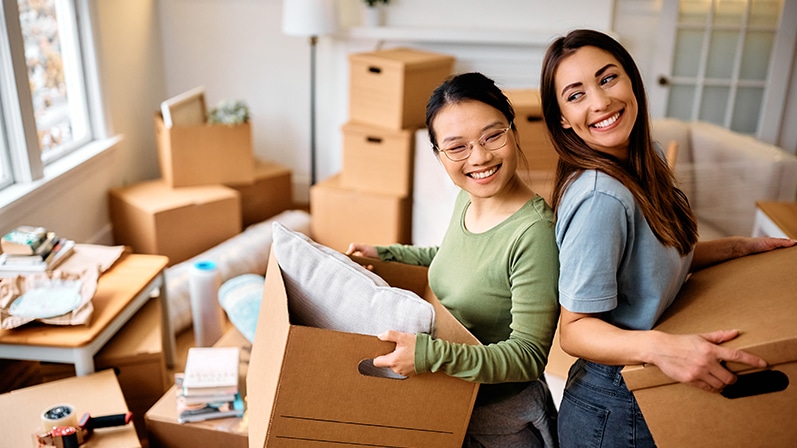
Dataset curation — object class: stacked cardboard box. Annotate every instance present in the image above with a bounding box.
[504,88,559,204]
[109,98,294,265]
[312,47,455,251]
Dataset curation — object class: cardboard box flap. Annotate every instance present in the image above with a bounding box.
[623,247,797,391]
[246,250,293,448]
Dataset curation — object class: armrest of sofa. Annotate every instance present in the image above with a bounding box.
[687,121,797,237]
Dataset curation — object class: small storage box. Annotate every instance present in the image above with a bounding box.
[225,160,293,228]
[340,121,415,196]
[349,48,455,131]
[109,180,241,265]
[622,247,797,448]
[310,174,411,252]
[504,89,558,173]
[154,113,255,187]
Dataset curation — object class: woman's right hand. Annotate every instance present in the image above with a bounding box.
[346,243,378,258]
[650,329,767,393]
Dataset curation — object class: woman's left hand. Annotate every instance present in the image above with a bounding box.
[692,236,796,271]
[738,236,796,256]
[372,330,417,377]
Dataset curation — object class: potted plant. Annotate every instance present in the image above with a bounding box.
[362,0,389,27]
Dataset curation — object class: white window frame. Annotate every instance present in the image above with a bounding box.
[0,0,114,211]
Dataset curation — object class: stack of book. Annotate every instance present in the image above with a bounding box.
[0,226,75,274]
[176,346,244,423]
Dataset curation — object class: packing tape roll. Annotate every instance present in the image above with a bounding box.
[41,403,78,430]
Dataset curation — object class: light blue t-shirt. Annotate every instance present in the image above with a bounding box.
[555,170,693,330]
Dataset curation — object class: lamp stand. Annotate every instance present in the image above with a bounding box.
[309,35,318,186]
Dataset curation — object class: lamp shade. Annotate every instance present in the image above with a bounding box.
[282,0,339,37]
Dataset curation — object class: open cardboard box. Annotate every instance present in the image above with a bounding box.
[622,246,797,447]
[246,248,481,448]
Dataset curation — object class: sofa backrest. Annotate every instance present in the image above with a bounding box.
[688,120,797,236]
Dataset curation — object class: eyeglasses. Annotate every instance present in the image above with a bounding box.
[436,126,513,162]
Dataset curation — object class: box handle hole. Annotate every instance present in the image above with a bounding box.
[358,359,406,380]
[526,115,542,123]
[721,369,788,399]
[366,136,383,144]
[368,66,382,74]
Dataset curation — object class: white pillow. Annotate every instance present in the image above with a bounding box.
[271,222,435,336]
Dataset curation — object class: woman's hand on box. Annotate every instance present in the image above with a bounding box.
[373,330,417,377]
[346,243,378,258]
[650,329,767,393]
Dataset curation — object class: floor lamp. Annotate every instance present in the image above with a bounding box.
[282,0,338,186]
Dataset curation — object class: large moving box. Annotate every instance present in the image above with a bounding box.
[622,247,797,448]
[310,174,411,252]
[340,121,415,196]
[154,113,255,187]
[0,369,140,447]
[109,180,241,265]
[349,48,455,131]
[145,328,250,448]
[246,250,480,448]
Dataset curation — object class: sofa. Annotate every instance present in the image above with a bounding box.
[412,119,797,246]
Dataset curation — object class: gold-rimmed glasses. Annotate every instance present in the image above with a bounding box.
[436,126,513,162]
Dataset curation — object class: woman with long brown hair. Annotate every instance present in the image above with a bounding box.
[540,29,795,447]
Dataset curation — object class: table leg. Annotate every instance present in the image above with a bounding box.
[73,348,95,376]
[158,271,177,368]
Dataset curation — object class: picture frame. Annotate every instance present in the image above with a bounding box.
[160,86,206,128]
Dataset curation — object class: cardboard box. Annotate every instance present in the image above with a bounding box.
[225,160,294,228]
[621,247,797,448]
[38,297,168,442]
[109,179,241,265]
[246,249,480,448]
[154,112,255,187]
[340,121,415,196]
[0,369,140,447]
[349,47,455,130]
[504,89,559,173]
[310,174,411,252]
[145,328,250,448]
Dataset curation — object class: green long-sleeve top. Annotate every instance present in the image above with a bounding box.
[377,190,560,404]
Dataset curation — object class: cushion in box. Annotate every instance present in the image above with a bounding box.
[271,222,435,336]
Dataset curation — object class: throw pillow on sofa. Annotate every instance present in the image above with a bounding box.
[271,222,435,336]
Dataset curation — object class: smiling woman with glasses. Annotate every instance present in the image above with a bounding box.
[347,72,560,448]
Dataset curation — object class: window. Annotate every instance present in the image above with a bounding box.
[0,0,102,194]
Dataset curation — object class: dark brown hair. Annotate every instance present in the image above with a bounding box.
[540,29,697,254]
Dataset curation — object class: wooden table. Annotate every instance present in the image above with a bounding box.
[753,201,797,239]
[0,254,175,375]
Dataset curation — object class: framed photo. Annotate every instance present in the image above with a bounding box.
[160,86,206,128]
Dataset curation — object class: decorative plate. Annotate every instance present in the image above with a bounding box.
[9,280,83,319]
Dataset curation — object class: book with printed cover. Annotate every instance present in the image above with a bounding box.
[182,347,240,397]
[1,226,49,255]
